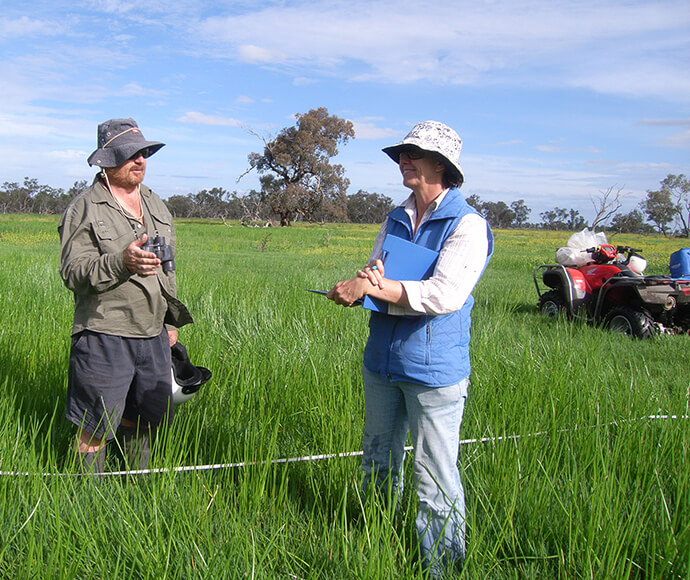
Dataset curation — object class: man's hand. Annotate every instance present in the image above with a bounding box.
[167,328,178,347]
[123,234,161,276]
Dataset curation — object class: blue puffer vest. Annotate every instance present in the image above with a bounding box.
[363,188,493,387]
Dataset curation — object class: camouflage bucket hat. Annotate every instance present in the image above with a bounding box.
[382,120,464,187]
[87,118,165,168]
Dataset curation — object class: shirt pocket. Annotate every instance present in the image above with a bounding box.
[149,212,176,247]
[92,220,135,255]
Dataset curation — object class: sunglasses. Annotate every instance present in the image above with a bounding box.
[399,147,426,160]
[129,148,152,161]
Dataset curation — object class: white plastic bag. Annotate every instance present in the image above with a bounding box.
[566,228,607,251]
[556,246,587,266]
[555,228,607,266]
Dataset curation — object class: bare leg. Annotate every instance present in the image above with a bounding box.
[75,429,106,473]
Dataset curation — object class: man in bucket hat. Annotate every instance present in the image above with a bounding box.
[328,121,493,577]
[59,118,192,474]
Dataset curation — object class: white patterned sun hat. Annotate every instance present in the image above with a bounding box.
[382,120,464,187]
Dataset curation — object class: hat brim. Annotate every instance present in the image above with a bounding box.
[171,342,212,388]
[178,367,212,394]
[173,364,212,389]
[382,144,464,187]
[87,141,165,168]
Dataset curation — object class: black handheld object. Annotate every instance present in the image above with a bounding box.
[141,235,175,272]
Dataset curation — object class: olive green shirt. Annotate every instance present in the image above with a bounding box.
[58,176,191,338]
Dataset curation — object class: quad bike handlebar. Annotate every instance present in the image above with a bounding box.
[583,244,643,265]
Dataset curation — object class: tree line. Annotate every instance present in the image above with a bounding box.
[3,172,688,235]
[465,174,690,235]
[1,108,688,234]
[0,178,396,226]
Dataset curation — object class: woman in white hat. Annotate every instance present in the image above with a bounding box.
[329,121,493,577]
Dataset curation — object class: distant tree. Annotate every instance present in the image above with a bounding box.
[1,180,29,213]
[190,187,233,219]
[462,195,531,228]
[640,186,675,235]
[230,189,272,224]
[464,194,483,211]
[610,209,655,234]
[52,180,88,214]
[565,208,586,230]
[246,107,354,226]
[482,200,515,228]
[1,181,22,213]
[166,194,196,218]
[347,190,395,224]
[539,207,586,231]
[591,185,627,230]
[658,174,690,237]
[539,208,563,230]
[312,188,349,224]
[0,177,63,214]
[31,182,64,214]
[510,199,531,228]
[67,180,88,199]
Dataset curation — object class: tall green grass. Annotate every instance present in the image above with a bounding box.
[0,215,687,578]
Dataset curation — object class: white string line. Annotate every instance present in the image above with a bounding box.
[1,414,686,478]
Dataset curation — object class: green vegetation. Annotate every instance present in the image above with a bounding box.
[0,215,688,578]
[4,172,690,234]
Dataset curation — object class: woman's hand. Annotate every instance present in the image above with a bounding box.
[327,277,368,307]
[358,259,385,289]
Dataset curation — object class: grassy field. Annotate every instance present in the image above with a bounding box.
[0,214,688,579]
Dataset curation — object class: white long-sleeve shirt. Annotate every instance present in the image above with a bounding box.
[368,190,489,317]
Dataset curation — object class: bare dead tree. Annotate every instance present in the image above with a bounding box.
[591,185,627,229]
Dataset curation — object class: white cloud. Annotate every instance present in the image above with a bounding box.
[292,77,317,86]
[495,140,524,146]
[48,149,89,161]
[87,0,136,15]
[639,118,690,127]
[657,130,690,149]
[121,83,167,97]
[177,112,243,127]
[0,16,62,39]
[238,44,285,64]
[192,0,690,100]
[351,119,400,140]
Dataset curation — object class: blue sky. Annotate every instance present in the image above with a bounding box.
[1,0,688,221]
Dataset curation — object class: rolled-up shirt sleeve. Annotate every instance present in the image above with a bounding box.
[385,213,489,317]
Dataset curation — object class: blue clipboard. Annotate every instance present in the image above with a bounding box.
[362,235,439,313]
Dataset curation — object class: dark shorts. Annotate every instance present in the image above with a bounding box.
[65,329,174,440]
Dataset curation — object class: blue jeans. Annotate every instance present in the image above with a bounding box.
[361,366,468,576]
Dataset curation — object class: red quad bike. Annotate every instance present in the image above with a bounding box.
[534,244,690,338]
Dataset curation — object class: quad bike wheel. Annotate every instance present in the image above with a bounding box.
[604,306,656,339]
[538,290,566,318]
